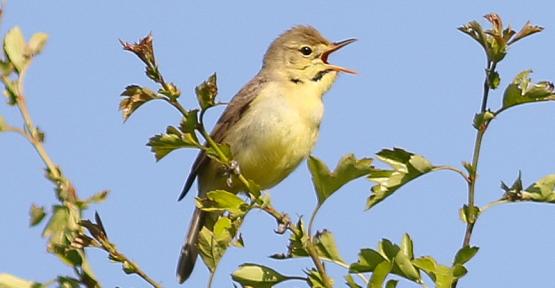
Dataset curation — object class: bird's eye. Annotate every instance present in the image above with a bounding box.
[300,46,312,56]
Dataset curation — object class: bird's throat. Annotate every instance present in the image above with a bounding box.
[311,69,332,82]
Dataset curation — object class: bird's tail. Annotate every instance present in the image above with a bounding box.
[177,207,205,284]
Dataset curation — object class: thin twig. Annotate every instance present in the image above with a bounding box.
[463,60,495,247]
[453,60,497,288]
[95,237,162,288]
[432,165,470,183]
[322,258,369,285]
[2,71,61,180]
[480,199,510,214]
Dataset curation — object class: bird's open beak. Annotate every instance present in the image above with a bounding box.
[321,38,357,74]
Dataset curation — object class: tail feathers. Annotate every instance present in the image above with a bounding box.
[177,208,205,284]
[176,243,198,283]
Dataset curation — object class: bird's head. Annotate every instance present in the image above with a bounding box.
[262,26,356,85]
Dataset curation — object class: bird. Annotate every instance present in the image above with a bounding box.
[176,25,356,283]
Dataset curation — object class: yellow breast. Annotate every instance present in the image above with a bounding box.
[198,72,338,194]
[225,80,325,189]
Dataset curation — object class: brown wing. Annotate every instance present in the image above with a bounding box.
[178,74,267,200]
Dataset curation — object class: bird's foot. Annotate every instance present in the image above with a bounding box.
[275,213,291,234]
[225,160,241,187]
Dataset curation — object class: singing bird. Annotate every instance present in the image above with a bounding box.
[176,25,356,283]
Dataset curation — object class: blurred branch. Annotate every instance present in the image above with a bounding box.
[79,213,162,288]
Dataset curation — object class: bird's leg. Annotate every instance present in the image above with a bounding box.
[260,205,291,234]
[275,213,291,234]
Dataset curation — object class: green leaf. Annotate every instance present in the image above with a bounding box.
[412,257,436,275]
[270,219,309,259]
[3,78,18,105]
[42,205,70,245]
[179,110,199,134]
[147,126,200,161]
[472,110,495,130]
[368,261,393,288]
[378,239,399,260]
[502,70,555,110]
[367,148,432,209]
[385,279,399,288]
[55,276,80,288]
[518,174,555,203]
[119,85,158,121]
[394,251,420,281]
[394,247,419,281]
[195,73,218,110]
[79,256,99,287]
[122,261,136,274]
[0,274,42,288]
[376,238,419,282]
[205,142,232,165]
[232,264,290,288]
[488,70,500,89]
[34,127,45,143]
[27,32,48,56]
[412,256,465,288]
[121,34,156,68]
[4,27,27,72]
[197,190,248,215]
[451,264,468,278]
[0,60,13,76]
[459,205,480,224]
[355,237,421,282]
[458,15,509,63]
[198,215,243,272]
[158,82,181,100]
[308,154,373,205]
[198,227,224,272]
[345,275,363,288]
[29,204,46,226]
[270,228,344,267]
[400,233,414,259]
[453,246,479,265]
[458,20,488,51]
[82,190,110,206]
[349,248,387,273]
[306,269,331,288]
[314,230,345,263]
[507,21,544,46]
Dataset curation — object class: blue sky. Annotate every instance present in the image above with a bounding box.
[2,1,555,287]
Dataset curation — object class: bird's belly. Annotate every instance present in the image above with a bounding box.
[226,101,322,189]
